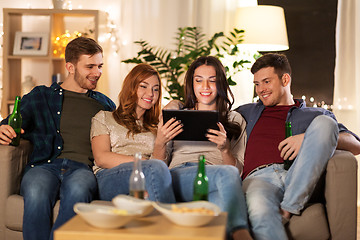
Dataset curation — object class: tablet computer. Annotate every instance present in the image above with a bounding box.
[162,109,219,141]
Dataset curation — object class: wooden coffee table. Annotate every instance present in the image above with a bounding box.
[54,211,227,240]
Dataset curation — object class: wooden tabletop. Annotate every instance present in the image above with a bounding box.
[54,211,227,240]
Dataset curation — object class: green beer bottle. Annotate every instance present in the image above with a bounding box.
[193,155,208,201]
[8,96,22,146]
[284,121,293,170]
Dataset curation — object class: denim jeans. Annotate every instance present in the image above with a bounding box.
[243,115,339,240]
[95,159,176,203]
[20,158,97,240]
[170,163,249,236]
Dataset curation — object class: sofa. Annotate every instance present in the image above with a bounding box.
[0,140,357,240]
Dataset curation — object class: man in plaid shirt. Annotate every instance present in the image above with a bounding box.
[0,37,115,240]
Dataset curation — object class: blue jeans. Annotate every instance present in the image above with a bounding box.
[95,159,175,203]
[170,163,249,236]
[243,115,339,240]
[20,158,97,240]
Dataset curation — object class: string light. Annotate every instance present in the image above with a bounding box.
[53,30,83,58]
[254,93,333,110]
[333,97,354,111]
[64,1,73,10]
[105,12,121,55]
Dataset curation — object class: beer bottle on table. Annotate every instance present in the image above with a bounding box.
[193,155,208,201]
[129,152,148,199]
[8,96,22,146]
[284,121,293,170]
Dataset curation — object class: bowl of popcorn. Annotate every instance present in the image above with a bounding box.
[112,194,154,217]
[73,202,142,229]
[152,201,221,227]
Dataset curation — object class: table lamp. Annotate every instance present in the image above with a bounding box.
[235,5,289,51]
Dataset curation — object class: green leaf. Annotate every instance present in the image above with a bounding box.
[227,77,236,86]
[122,26,255,101]
[122,58,143,64]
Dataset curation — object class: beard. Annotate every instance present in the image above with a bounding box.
[74,68,98,90]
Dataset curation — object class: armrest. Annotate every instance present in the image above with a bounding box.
[325,150,357,240]
[0,139,32,236]
[0,140,33,197]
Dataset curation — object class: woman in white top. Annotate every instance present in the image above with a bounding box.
[90,63,179,202]
[153,56,252,240]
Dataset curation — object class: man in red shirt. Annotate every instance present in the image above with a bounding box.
[236,53,360,240]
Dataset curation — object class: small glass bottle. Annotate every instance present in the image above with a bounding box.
[284,121,293,170]
[193,155,209,201]
[8,96,22,146]
[129,152,147,199]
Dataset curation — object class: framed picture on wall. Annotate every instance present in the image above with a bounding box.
[13,32,49,56]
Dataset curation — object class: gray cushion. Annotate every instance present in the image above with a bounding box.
[5,194,60,231]
[287,203,329,240]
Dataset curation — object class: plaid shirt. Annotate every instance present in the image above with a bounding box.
[1,82,116,168]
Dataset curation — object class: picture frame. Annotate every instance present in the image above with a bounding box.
[13,32,49,56]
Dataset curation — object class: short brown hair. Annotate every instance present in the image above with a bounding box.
[251,53,291,79]
[65,37,103,64]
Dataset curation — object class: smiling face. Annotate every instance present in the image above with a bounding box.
[253,67,293,106]
[135,75,160,119]
[193,65,218,110]
[71,53,103,92]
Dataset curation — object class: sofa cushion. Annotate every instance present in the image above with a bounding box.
[5,194,60,231]
[287,203,329,240]
[325,150,357,240]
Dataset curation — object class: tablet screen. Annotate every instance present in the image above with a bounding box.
[162,109,219,141]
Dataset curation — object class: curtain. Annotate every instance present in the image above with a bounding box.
[333,0,360,136]
[335,0,360,206]
[105,0,238,103]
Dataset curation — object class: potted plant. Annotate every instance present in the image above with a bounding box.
[123,27,256,101]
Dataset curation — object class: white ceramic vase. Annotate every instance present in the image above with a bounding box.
[53,0,65,9]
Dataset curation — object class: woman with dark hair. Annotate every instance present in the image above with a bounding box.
[90,63,178,202]
[153,56,252,240]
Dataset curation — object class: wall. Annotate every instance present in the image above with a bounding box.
[259,0,338,106]
[0,0,122,105]
[0,0,239,107]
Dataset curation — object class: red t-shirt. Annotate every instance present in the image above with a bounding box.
[242,102,299,179]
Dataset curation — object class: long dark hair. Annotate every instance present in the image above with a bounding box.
[184,56,241,139]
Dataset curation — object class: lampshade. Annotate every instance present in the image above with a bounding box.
[235,5,289,51]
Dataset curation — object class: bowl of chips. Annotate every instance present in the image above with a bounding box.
[112,194,154,217]
[152,201,221,227]
[74,202,141,229]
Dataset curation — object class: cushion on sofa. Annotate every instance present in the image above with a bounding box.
[5,194,60,231]
[287,203,330,240]
[325,150,357,240]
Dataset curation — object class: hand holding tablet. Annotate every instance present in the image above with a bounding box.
[162,110,219,141]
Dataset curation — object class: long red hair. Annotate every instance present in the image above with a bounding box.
[113,63,162,137]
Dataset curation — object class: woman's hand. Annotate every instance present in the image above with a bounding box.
[206,122,230,152]
[207,122,238,166]
[156,117,183,146]
[153,117,183,160]
[163,100,184,110]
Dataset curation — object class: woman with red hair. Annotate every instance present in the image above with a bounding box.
[90,63,179,202]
